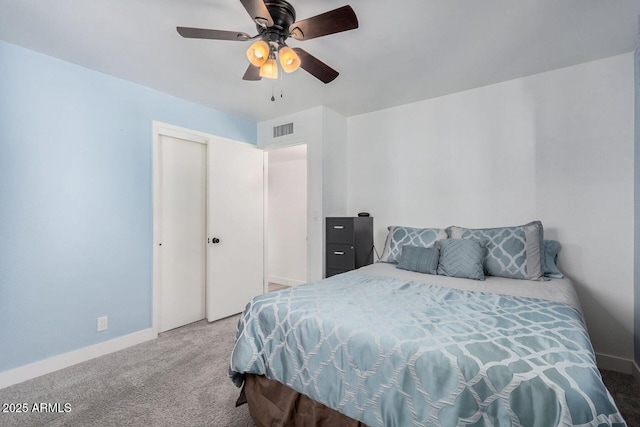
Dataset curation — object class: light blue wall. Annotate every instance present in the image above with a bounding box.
[0,41,256,371]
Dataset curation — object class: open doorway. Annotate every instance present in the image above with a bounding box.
[266,144,308,292]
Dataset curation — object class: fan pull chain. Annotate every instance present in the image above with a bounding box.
[269,63,285,102]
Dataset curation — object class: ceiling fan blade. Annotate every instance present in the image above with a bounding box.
[239,0,274,27]
[177,27,251,41]
[289,5,358,41]
[242,64,262,81]
[292,48,339,84]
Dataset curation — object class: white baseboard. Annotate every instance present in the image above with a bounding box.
[595,352,635,374]
[267,275,306,287]
[0,328,157,390]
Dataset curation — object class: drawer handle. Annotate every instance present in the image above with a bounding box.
[333,225,345,229]
[333,251,345,255]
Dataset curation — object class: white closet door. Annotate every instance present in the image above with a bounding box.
[208,138,264,321]
[157,134,206,332]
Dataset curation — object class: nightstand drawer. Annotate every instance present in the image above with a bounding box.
[326,244,355,270]
[326,218,354,244]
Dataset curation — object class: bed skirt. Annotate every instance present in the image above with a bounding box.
[238,374,367,427]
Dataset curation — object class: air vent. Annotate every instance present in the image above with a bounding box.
[273,122,294,138]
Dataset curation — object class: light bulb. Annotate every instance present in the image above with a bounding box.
[246,40,269,67]
[278,46,301,73]
[259,57,278,79]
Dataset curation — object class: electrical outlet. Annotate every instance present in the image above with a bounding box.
[97,316,108,332]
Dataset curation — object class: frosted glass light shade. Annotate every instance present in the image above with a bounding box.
[259,57,278,79]
[278,46,301,73]
[246,41,269,67]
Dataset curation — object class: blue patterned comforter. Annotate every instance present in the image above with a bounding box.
[230,273,624,426]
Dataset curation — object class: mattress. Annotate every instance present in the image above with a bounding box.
[358,263,582,312]
[230,263,624,426]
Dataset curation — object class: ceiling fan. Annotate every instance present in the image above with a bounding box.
[177,0,358,84]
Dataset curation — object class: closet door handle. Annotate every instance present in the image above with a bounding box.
[333,251,345,255]
[333,225,345,229]
[212,237,220,244]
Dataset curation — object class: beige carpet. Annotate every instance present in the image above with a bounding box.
[268,282,290,292]
[0,315,253,426]
[600,369,640,425]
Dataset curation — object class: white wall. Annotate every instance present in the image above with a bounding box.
[533,54,634,364]
[347,53,635,362]
[267,145,308,286]
[322,108,348,217]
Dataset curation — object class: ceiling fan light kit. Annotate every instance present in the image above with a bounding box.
[246,41,300,78]
[259,54,279,79]
[246,40,270,67]
[278,46,300,73]
[177,0,358,84]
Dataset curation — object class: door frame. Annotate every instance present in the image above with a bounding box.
[262,141,309,292]
[152,121,210,335]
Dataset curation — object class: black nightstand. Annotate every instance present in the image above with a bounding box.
[325,217,373,278]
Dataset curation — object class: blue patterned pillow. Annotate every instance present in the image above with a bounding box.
[436,239,485,280]
[447,221,544,280]
[396,245,439,275]
[380,226,447,264]
[543,240,564,279]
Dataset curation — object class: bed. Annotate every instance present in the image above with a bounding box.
[229,223,625,426]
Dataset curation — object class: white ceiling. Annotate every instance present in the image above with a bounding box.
[0,0,637,122]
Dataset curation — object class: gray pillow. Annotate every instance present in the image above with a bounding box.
[447,221,544,281]
[396,245,439,275]
[379,226,447,264]
[436,239,485,281]
[543,239,564,279]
